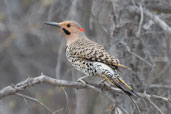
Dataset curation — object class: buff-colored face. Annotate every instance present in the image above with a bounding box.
[45,21,85,37]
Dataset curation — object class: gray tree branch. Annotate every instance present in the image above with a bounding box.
[0,74,170,105]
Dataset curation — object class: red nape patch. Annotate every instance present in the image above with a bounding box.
[79,28,85,32]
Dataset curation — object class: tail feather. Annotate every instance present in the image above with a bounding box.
[104,75,136,96]
[113,78,134,96]
[117,77,133,90]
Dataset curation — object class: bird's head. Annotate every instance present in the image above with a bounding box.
[45,20,85,45]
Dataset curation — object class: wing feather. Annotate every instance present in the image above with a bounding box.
[68,38,131,70]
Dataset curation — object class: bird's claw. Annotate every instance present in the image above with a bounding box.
[98,79,107,85]
[77,75,89,84]
[77,79,87,84]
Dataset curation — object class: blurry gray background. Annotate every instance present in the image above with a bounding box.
[0,0,171,114]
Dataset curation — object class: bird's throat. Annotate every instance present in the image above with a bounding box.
[66,36,79,46]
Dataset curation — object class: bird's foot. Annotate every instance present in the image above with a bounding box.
[77,75,89,84]
[98,79,107,85]
[77,78,87,84]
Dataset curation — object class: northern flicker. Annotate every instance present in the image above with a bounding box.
[45,20,136,96]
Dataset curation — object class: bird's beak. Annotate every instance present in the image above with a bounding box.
[44,22,61,28]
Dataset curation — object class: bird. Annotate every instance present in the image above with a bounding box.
[45,20,136,96]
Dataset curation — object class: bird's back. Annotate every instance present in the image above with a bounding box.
[66,38,121,70]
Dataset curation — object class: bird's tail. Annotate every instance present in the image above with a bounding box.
[103,75,137,96]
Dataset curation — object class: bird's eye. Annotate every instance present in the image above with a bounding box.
[67,24,71,28]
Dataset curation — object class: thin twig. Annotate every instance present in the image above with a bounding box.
[145,94,164,114]
[62,88,69,113]
[132,99,141,114]
[52,107,64,114]
[117,105,129,114]
[149,84,171,90]
[23,96,32,111]
[0,100,2,114]
[128,6,171,34]
[137,4,144,37]
[16,93,53,113]
[120,41,153,67]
